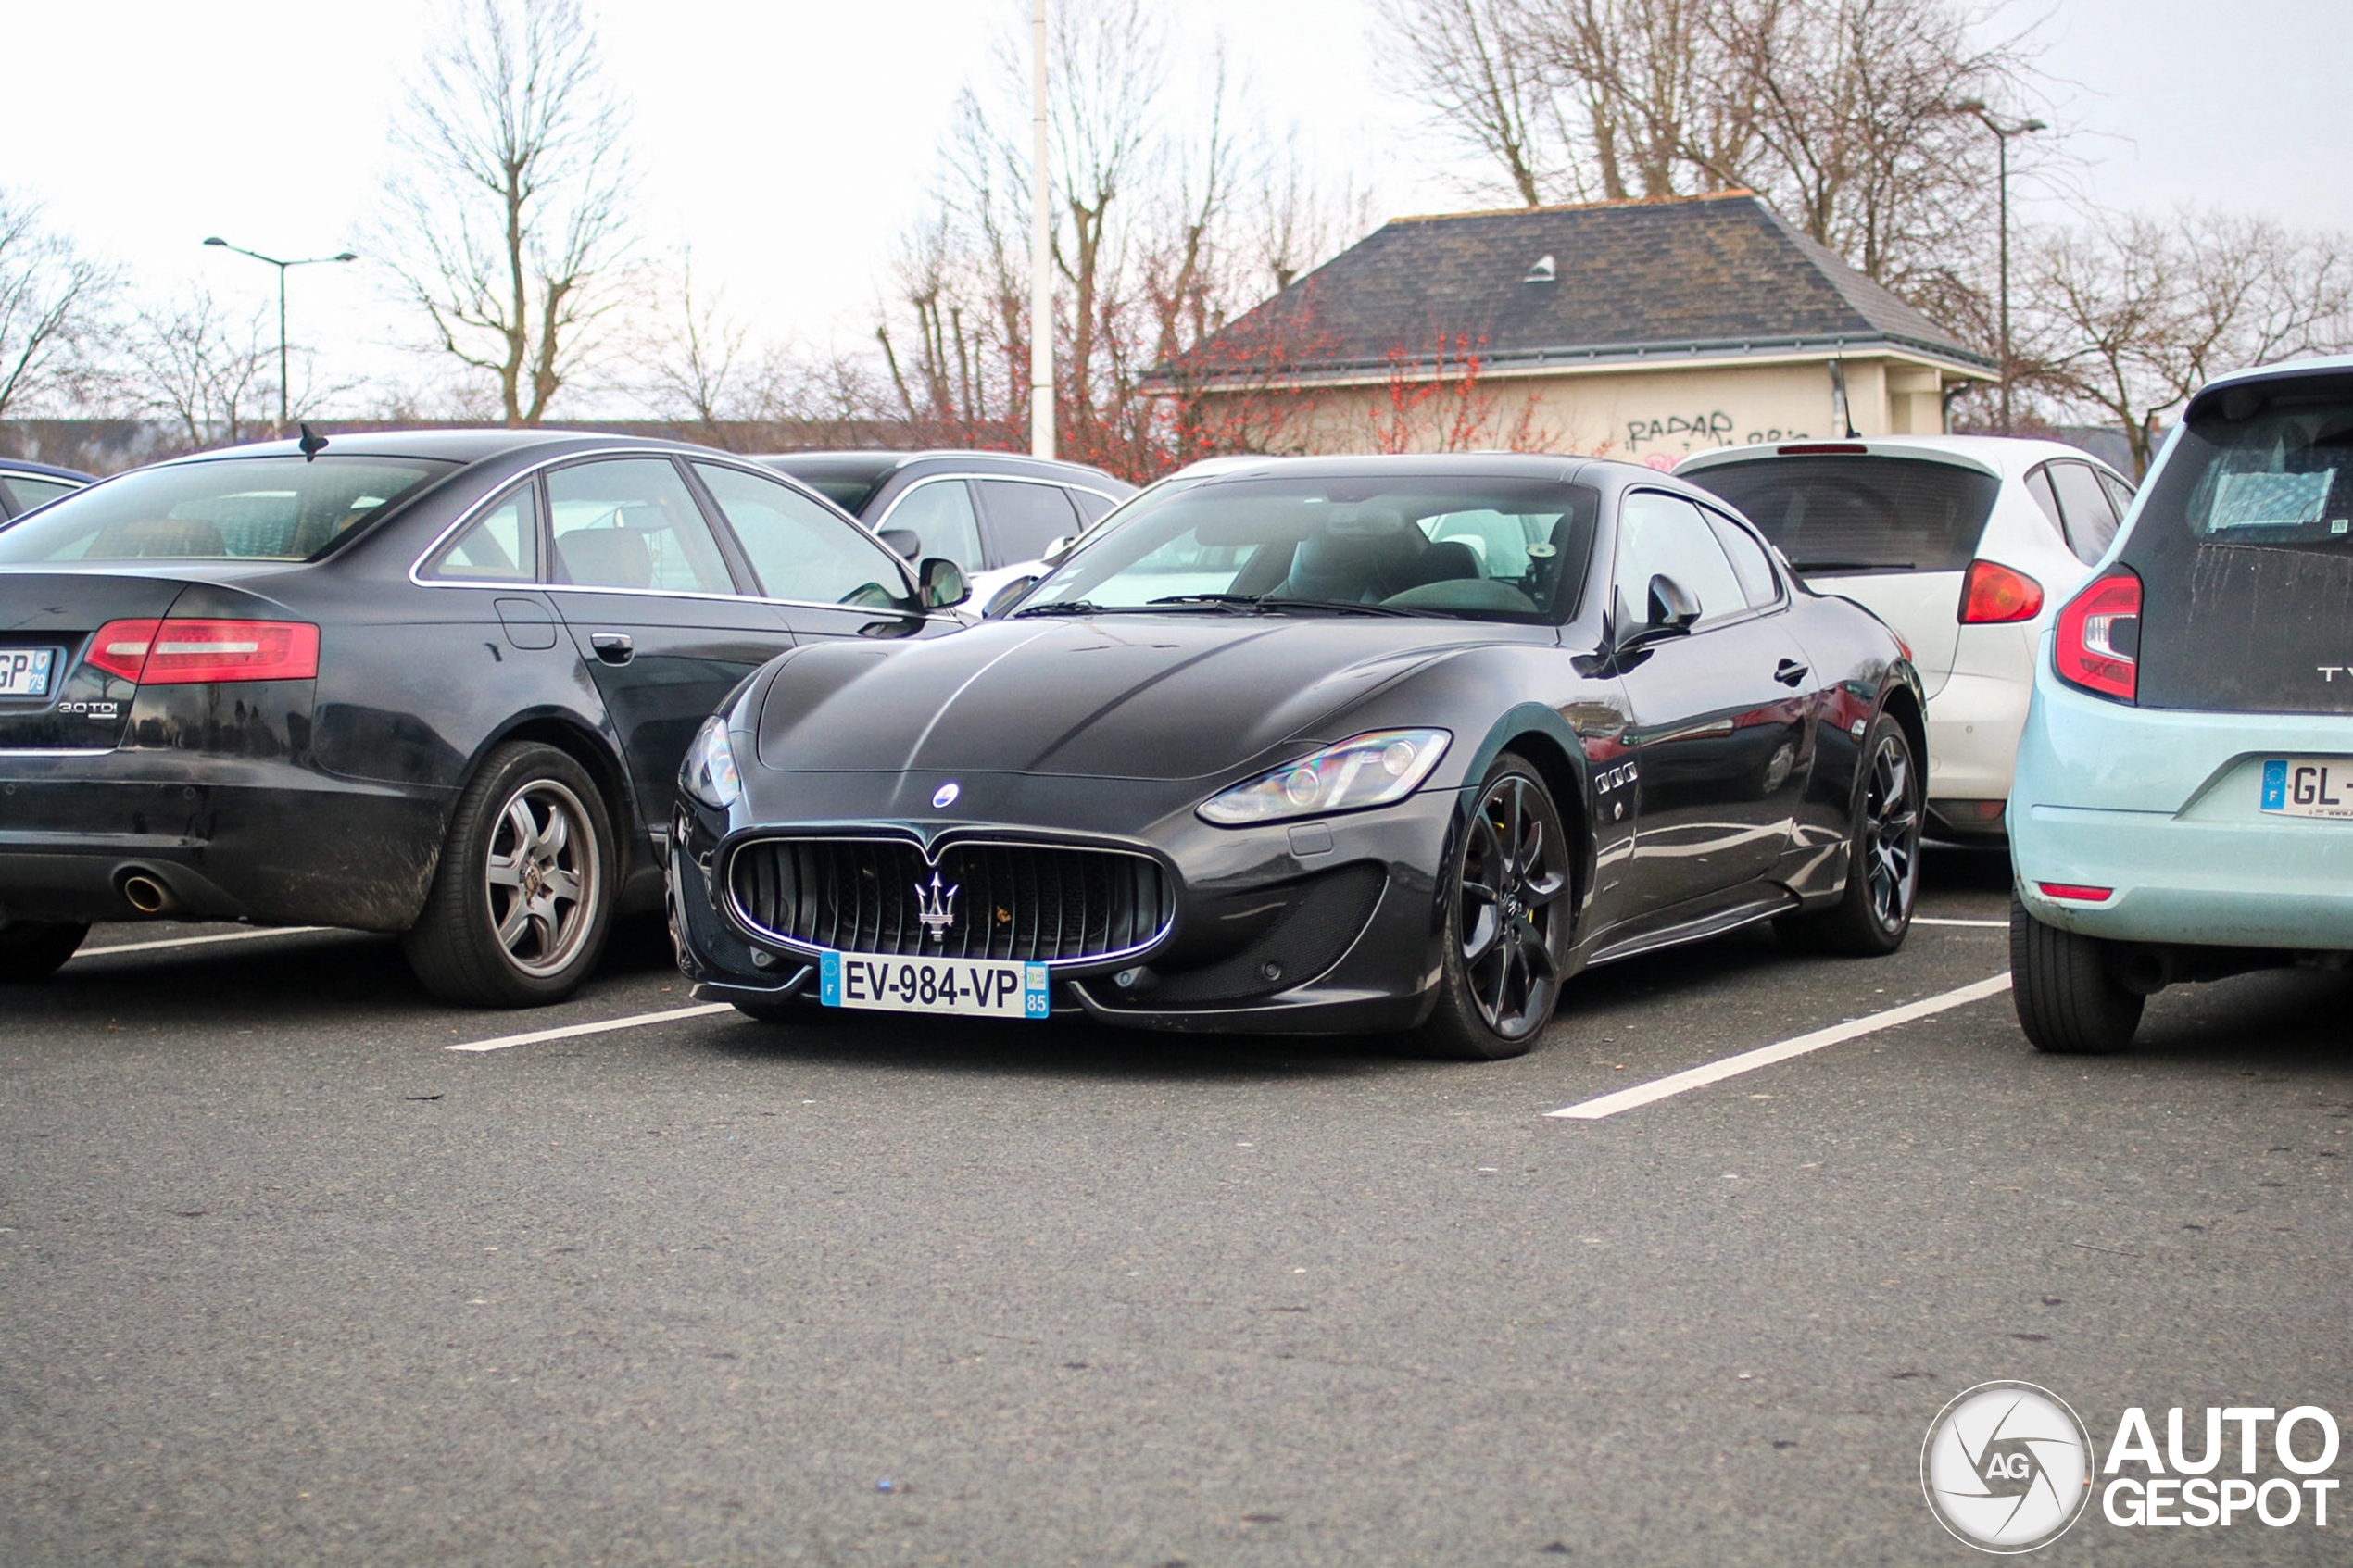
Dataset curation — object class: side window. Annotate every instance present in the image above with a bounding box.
[547,458,735,594]
[877,480,985,570]
[693,462,911,608]
[1615,491,1747,626]
[1701,508,1781,609]
[2024,466,2064,532]
[424,481,540,583]
[2096,469,2138,523]
[2,475,79,513]
[1069,488,1118,525]
[976,479,1081,563]
[2047,460,2121,566]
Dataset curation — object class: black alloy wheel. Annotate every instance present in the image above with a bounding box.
[0,920,88,983]
[1418,753,1572,1060]
[1778,712,1920,956]
[404,741,617,1008]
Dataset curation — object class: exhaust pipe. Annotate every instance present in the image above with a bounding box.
[2118,946,2173,997]
[120,872,178,916]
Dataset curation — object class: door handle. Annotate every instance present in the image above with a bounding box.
[590,632,635,665]
[1774,658,1808,687]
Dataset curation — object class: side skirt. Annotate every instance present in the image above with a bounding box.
[1582,886,1800,969]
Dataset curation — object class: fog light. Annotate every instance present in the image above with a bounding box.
[749,949,776,969]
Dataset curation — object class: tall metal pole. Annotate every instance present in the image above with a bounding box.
[1995,131,2010,434]
[201,239,359,438]
[1028,0,1054,459]
[276,262,291,433]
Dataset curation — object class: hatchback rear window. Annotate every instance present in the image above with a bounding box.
[2161,393,2353,552]
[0,457,452,564]
[1682,456,1999,573]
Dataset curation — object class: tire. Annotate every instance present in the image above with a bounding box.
[1415,753,1573,1061]
[1777,711,1920,957]
[2010,894,2142,1054]
[403,742,618,1008]
[0,921,88,983]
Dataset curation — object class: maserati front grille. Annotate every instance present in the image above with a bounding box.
[726,836,1175,964]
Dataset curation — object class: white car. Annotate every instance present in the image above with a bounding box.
[1680,436,2136,841]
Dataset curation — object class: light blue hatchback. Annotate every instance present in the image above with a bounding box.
[2008,356,2353,1051]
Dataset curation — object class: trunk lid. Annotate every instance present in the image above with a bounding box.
[0,570,192,749]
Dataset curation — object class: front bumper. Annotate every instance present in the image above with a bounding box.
[669,771,1460,1035]
[2009,659,2353,948]
[0,750,450,931]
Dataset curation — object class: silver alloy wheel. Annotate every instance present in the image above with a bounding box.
[1860,734,1921,932]
[482,778,601,979]
[1458,772,1570,1039]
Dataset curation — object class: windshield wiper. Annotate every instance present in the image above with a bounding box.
[1150,592,1417,618]
[1012,599,1114,617]
[1790,558,1914,573]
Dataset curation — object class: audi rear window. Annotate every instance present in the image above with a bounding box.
[0,457,452,564]
[1682,456,1999,573]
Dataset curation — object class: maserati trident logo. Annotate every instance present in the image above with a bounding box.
[932,781,961,809]
[915,872,959,941]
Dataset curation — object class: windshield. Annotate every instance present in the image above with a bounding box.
[0,457,453,564]
[1684,455,1999,573]
[1020,475,1598,622]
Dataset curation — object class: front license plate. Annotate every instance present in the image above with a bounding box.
[820,949,1051,1019]
[0,647,56,698]
[2259,759,2353,820]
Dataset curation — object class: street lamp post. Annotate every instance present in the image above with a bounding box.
[201,238,359,435]
[1955,103,2045,433]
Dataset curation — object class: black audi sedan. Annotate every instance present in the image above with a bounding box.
[0,430,968,1003]
[671,454,1927,1059]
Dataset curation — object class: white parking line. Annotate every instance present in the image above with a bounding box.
[1546,972,2013,1121]
[74,926,333,959]
[446,1002,735,1053]
[1913,917,2007,928]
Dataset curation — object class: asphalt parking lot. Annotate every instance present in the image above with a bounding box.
[3,849,2347,1567]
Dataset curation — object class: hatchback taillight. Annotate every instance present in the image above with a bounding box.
[86,619,321,684]
[2052,569,2141,702]
[1958,559,2045,624]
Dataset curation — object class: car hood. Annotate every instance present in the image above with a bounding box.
[755,615,1512,781]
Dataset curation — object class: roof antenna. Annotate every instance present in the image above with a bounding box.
[297,423,330,462]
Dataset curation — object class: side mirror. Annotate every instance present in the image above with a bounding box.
[982,574,1039,618]
[919,557,970,610]
[1617,573,1700,654]
[1041,533,1076,564]
[879,528,920,560]
[1647,572,1701,632]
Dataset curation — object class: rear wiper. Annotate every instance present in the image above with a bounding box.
[1790,559,1914,573]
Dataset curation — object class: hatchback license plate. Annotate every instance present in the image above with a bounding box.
[2259,759,2353,820]
[820,950,1051,1019]
[0,647,56,698]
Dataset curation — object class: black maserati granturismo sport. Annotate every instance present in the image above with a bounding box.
[0,429,970,1004]
[670,454,1927,1059]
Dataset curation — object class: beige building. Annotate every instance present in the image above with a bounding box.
[1166,192,1993,467]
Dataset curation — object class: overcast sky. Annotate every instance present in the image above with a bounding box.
[10,0,2351,413]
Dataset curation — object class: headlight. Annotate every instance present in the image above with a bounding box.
[1198,729,1450,826]
[680,715,743,809]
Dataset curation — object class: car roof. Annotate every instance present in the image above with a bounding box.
[150,428,739,467]
[760,448,1133,490]
[1676,433,2127,482]
[0,458,94,483]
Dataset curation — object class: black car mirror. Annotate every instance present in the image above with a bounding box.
[880,528,920,559]
[919,557,970,610]
[982,575,1039,618]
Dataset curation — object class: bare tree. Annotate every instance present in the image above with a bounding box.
[1373,0,1575,206]
[120,290,279,451]
[2020,211,2353,475]
[379,0,635,425]
[0,192,112,420]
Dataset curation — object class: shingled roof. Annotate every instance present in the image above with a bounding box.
[1173,191,1993,385]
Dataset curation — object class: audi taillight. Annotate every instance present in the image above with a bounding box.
[85,619,321,684]
[2052,569,2140,702]
[1958,559,2045,624]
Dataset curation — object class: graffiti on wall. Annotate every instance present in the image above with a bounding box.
[1625,408,1813,468]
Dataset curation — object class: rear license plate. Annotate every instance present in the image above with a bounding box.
[2259,759,2353,820]
[819,950,1051,1019]
[0,647,57,698]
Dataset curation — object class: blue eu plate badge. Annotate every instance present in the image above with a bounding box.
[2262,759,2288,810]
